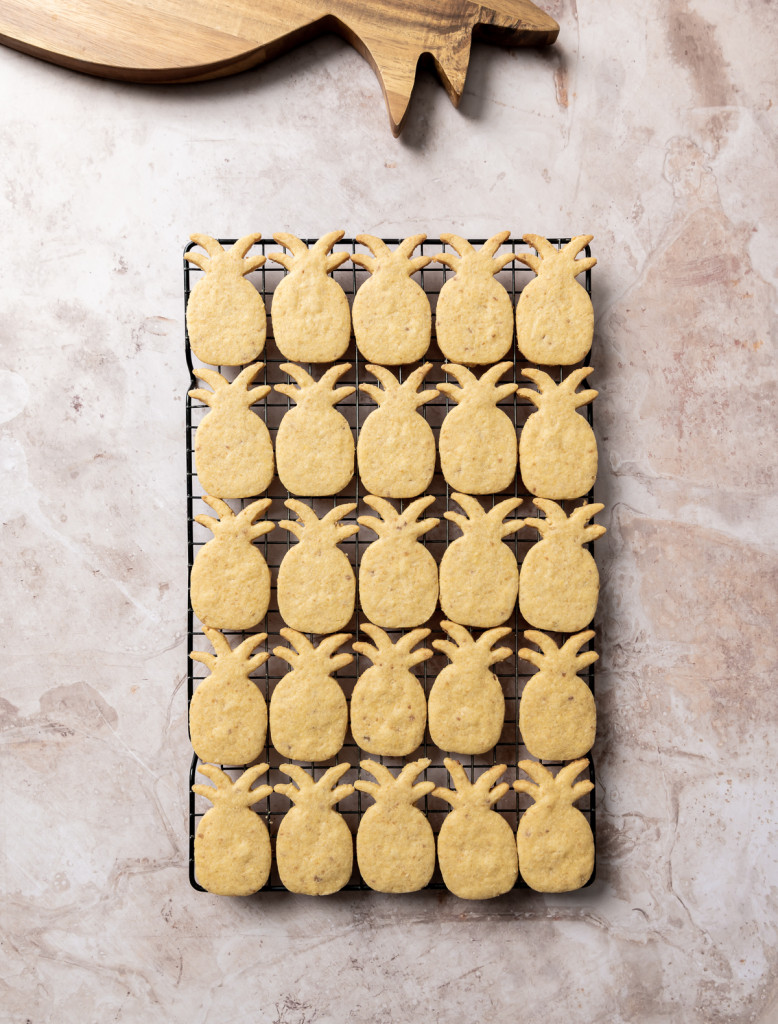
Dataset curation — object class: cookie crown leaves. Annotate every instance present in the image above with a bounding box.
[515,234,596,278]
[273,628,354,676]
[190,627,270,675]
[517,367,597,412]
[433,759,510,811]
[432,621,512,670]
[434,231,517,275]
[355,758,435,807]
[522,499,606,545]
[359,363,438,410]
[268,230,349,274]
[279,500,359,547]
[513,759,594,809]
[192,763,273,809]
[189,363,271,410]
[445,494,524,540]
[274,762,354,811]
[195,496,275,542]
[351,234,431,277]
[274,363,355,408]
[437,362,518,406]
[185,233,267,276]
[519,629,598,674]
[358,495,439,542]
[352,624,433,671]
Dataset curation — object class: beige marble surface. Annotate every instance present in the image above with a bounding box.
[1,1,777,1021]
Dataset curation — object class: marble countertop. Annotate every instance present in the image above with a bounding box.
[1,3,777,1021]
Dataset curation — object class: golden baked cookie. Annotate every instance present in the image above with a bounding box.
[357,363,438,498]
[275,763,354,895]
[355,759,436,893]
[185,233,266,366]
[277,500,358,633]
[189,363,273,498]
[518,367,598,499]
[189,628,269,765]
[438,362,518,494]
[520,499,606,632]
[350,624,431,756]
[192,764,273,896]
[269,629,352,762]
[439,494,523,627]
[433,232,517,364]
[519,630,598,760]
[433,760,518,900]
[514,759,594,892]
[515,234,596,365]
[268,231,350,361]
[351,234,432,363]
[274,363,355,495]
[190,496,274,629]
[358,495,439,628]
[428,622,512,755]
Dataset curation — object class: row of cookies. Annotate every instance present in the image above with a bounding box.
[186,232,595,367]
[191,624,596,766]
[191,495,606,634]
[193,757,594,898]
[191,361,597,500]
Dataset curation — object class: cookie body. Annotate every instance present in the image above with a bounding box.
[514,760,594,892]
[351,235,431,364]
[191,765,273,896]
[515,234,596,365]
[439,403,517,494]
[518,368,598,500]
[190,536,270,629]
[351,664,426,756]
[274,764,354,895]
[519,630,597,760]
[358,409,436,497]
[274,364,355,496]
[185,233,267,366]
[433,233,517,364]
[439,535,517,627]
[355,760,435,893]
[269,232,350,362]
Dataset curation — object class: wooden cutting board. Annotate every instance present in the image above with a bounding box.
[0,0,558,135]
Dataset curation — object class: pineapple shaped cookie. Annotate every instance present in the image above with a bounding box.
[268,231,350,361]
[439,494,523,627]
[358,496,439,628]
[357,363,438,498]
[278,501,358,633]
[189,629,269,765]
[438,362,518,494]
[350,625,432,756]
[269,630,351,761]
[192,764,273,895]
[519,630,598,760]
[514,759,595,892]
[428,622,512,755]
[189,363,273,498]
[518,368,598,499]
[515,234,596,365]
[520,499,606,632]
[433,231,517,364]
[274,763,354,895]
[433,760,518,899]
[351,234,432,363]
[185,233,266,365]
[355,759,436,893]
[274,364,355,495]
[190,497,274,629]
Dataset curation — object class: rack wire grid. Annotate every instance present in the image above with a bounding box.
[185,236,597,893]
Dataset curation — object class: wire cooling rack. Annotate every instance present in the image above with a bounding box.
[185,237,597,893]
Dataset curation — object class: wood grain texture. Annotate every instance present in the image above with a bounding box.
[0,0,559,134]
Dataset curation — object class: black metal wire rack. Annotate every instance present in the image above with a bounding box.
[184,236,597,893]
